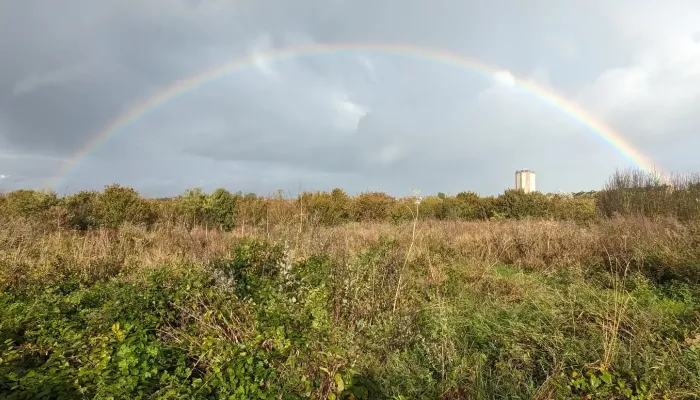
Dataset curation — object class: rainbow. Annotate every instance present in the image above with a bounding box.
[51,42,662,190]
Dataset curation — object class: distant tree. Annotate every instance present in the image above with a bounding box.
[208,188,238,231]
[178,188,209,228]
[596,167,700,220]
[63,190,101,230]
[454,191,482,220]
[298,188,351,226]
[550,194,596,221]
[352,192,395,222]
[0,189,58,218]
[495,189,550,219]
[98,184,155,228]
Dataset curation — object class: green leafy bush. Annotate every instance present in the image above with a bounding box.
[0,189,58,219]
[1,239,699,399]
[98,184,156,229]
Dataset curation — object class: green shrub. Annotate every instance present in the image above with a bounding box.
[1,239,699,399]
[208,188,239,231]
[97,184,156,229]
[62,190,101,230]
[351,192,396,222]
[2,167,700,229]
[495,189,551,219]
[299,189,351,226]
[0,189,58,219]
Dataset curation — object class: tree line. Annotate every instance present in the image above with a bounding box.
[1,167,698,231]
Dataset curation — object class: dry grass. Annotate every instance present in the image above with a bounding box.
[2,214,699,398]
[2,215,698,288]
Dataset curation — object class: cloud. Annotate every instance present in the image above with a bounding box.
[328,87,369,132]
[492,70,516,88]
[573,3,700,155]
[1,0,699,196]
[248,33,280,79]
[0,152,66,163]
[374,144,405,165]
[546,35,579,61]
[358,55,377,82]
[13,64,90,95]
[0,174,8,180]
[529,67,551,86]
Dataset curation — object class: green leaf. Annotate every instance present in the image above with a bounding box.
[352,386,369,400]
[334,373,345,393]
[600,370,612,385]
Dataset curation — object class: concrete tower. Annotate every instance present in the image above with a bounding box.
[515,169,536,193]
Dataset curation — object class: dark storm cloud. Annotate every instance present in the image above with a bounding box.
[1,0,700,196]
[0,0,260,155]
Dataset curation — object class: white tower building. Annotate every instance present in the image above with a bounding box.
[515,169,536,193]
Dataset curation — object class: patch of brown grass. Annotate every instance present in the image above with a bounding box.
[1,216,699,288]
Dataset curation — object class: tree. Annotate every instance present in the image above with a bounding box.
[0,189,58,218]
[63,190,100,230]
[208,188,238,231]
[98,184,155,228]
[177,188,209,228]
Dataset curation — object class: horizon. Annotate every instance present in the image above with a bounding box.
[1,166,685,200]
[2,1,699,197]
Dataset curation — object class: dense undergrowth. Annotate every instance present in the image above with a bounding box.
[1,222,699,399]
[1,168,700,399]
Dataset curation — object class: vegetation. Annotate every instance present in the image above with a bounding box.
[0,168,699,399]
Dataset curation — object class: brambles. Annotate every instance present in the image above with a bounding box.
[1,168,700,398]
[2,233,698,398]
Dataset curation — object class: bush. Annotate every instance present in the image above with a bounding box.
[175,188,209,228]
[0,189,58,219]
[351,192,396,222]
[2,167,700,230]
[62,190,101,230]
[299,189,351,226]
[550,194,597,221]
[1,222,699,398]
[208,188,239,231]
[494,189,551,219]
[97,184,156,229]
[597,167,700,220]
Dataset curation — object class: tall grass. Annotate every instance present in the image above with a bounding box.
[1,169,700,398]
[3,217,698,398]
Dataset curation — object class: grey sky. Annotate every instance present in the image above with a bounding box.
[1,0,699,197]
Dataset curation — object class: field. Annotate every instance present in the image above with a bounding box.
[1,168,699,399]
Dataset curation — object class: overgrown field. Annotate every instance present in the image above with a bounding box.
[1,169,700,399]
